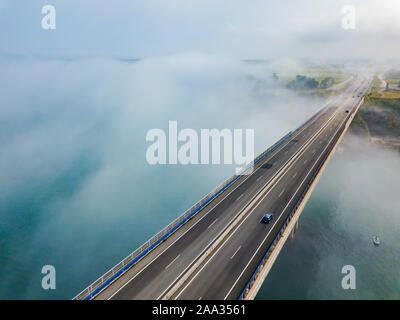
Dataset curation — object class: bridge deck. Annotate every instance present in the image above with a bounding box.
[75,76,371,300]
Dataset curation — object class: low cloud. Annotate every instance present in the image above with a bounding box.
[258,133,400,299]
[0,54,327,298]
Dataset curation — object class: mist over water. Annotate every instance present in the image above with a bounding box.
[1,55,398,299]
[257,134,400,299]
[0,55,325,299]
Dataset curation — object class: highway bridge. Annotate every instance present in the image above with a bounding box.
[74,76,371,300]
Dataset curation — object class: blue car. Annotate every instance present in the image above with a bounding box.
[261,213,273,224]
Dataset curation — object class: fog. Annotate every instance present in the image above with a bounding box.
[1,0,399,299]
[0,54,330,298]
[258,133,400,299]
[2,1,400,60]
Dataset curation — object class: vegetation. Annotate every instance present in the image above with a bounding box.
[287,75,319,90]
[386,79,400,85]
[366,76,400,99]
[302,68,350,84]
[285,71,351,98]
[352,77,400,147]
[319,77,335,89]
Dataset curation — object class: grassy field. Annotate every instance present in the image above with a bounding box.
[352,79,400,140]
[367,76,400,99]
[386,79,400,85]
[295,88,338,98]
[283,69,351,85]
[364,95,400,112]
[310,71,350,84]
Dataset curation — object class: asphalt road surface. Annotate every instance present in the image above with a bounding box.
[105,77,369,300]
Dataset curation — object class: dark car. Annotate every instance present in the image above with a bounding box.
[345,110,349,113]
[261,213,273,224]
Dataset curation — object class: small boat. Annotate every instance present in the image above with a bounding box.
[373,236,380,246]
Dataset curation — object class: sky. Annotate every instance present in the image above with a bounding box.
[1,0,400,60]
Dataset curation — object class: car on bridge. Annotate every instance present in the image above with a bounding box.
[261,213,274,224]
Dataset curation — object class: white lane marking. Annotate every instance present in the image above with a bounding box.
[165,255,180,270]
[278,189,285,198]
[187,87,367,298]
[174,101,348,300]
[256,176,263,182]
[178,85,363,300]
[222,98,353,300]
[207,219,218,229]
[108,145,263,299]
[158,123,326,299]
[293,172,297,178]
[198,297,202,300]
[109,92,345,300]
[156,109,334,299]
[236,194,244,202]
[231,246,241,259]
[304,159,307,164]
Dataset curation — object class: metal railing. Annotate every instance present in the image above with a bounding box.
[238,97,365,300]
[239,129,343,299]
[73,133,292,300]
[74,108,324,300]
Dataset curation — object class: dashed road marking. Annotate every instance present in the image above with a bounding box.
[208,219,218,229]
[165,255,180,270]
[231,246,241,259]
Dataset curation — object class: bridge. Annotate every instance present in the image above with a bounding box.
[74,76,371,300]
